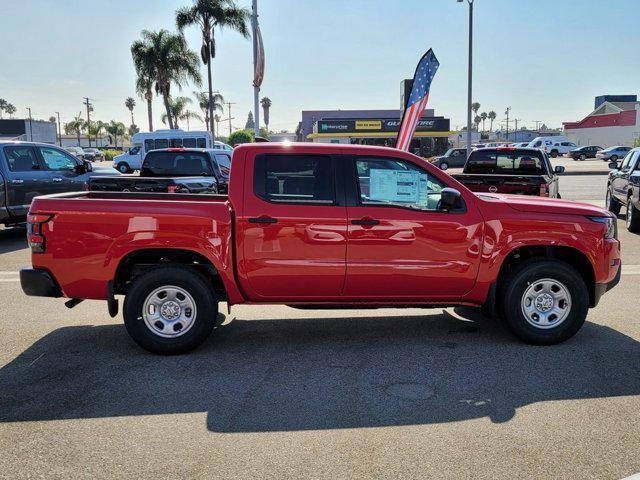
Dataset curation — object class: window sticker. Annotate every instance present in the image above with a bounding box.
[369,169,429,204]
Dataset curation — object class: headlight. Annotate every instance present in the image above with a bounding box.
[588,216,617,239]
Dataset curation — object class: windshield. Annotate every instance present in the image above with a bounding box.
[465,149,546,175]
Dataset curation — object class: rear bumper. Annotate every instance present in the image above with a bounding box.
[593,262,621,307]
[20,268,62,298]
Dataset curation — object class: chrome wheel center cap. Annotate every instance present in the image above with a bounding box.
[160,301,181,320]
[534,293,554,312]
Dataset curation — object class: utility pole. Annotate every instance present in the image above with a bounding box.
[505,106,511,141]
[514,118,521,135]
[226,101,236,137]
[251,0,260,137]
[534,120,542,132]
[55,111,62,146]
[26,107,33,141]
[83,97,93,147]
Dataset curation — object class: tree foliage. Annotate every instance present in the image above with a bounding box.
[229,129,253,145]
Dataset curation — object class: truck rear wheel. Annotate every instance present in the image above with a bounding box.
[116,162,131,174]
[499,259,588,345]
[123,266,217,354]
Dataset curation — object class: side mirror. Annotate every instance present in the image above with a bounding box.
[608,162,619,170]
[440,187,462,211]
[554,166,565,174]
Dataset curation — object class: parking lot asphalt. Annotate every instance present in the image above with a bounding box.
[1,175,639,480]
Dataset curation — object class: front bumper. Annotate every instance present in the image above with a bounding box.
[20,268,62,297]
[593,262,621,307]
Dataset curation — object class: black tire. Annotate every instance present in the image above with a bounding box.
[439,162,449,171]
[499,259,588,345]
[579,154,586,161]
[626,196,640,233]
[606,187,622,215]
[123,266,217,354]
[550,150,558,158]
[116,162,131,174]
[610,155,618,162]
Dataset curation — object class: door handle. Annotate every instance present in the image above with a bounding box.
[11,179,24,184]
[52,177,63,183]
[351,218,380,226]
[248,216,278,224]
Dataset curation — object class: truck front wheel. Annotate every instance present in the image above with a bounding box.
[123,266,217,354]
[499,259,588,345]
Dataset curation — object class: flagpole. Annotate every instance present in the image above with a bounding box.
[252,0,260,137]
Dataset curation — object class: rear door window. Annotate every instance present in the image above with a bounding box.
[254,154,335,204]
[3,146,41,172]
[143,151,213,176]
[465,150,546,175]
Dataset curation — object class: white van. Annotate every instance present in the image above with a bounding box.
[527,136,575,158]
[112,130,231,173]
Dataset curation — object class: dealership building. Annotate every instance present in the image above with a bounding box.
[296,108,455,157]
[563,95,640,147]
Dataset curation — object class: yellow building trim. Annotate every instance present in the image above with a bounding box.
[307,131,457,139]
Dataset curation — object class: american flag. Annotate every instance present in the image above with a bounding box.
[396,49,439,151]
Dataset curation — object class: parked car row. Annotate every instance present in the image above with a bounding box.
[63,146,105,161]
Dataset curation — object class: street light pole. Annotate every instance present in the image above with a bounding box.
[458,0,474,158]
[251,0,260,137]
[26,107,33,141]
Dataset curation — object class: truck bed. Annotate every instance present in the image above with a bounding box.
[28,191,233,300]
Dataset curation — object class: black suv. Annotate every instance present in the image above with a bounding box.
[568,145,602,161]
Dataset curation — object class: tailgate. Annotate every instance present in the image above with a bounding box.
[452,174,544,195]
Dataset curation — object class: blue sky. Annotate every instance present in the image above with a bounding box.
[0,0,638,134]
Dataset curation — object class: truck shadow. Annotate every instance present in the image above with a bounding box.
[0,226,27,254]
[1,309,639,432]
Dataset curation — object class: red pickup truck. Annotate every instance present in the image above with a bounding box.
[20,143,621,354]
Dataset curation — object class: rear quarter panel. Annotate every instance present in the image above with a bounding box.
[29,195,239,301]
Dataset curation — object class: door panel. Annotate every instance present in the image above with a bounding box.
[344,156,483,299]
[36,146,82,193]
[1,146,50,218]
[239,153,347,300]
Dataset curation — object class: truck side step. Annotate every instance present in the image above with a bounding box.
[64,298,84,309]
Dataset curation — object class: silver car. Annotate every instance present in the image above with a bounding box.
[596,146,632,161]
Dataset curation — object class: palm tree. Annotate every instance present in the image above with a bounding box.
[0,99,7,119]
[480,112,487,132]
[161,96,202,129]
[260,97,271,132]
[472,102,480,118]
[131,29,201,130]
[488,111,497,132]
[5,103,16,118]
[474,115,482,131]
[125,97,136,126]
[194,90,224,131]
[65,116,86,146]
[176,0,250,140]
[132,37,157,132]
[105,120,126,147]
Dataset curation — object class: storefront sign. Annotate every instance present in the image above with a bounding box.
[317,117,449,134]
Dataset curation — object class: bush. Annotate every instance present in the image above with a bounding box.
[101,149,122,162]
[228,130,253,145]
